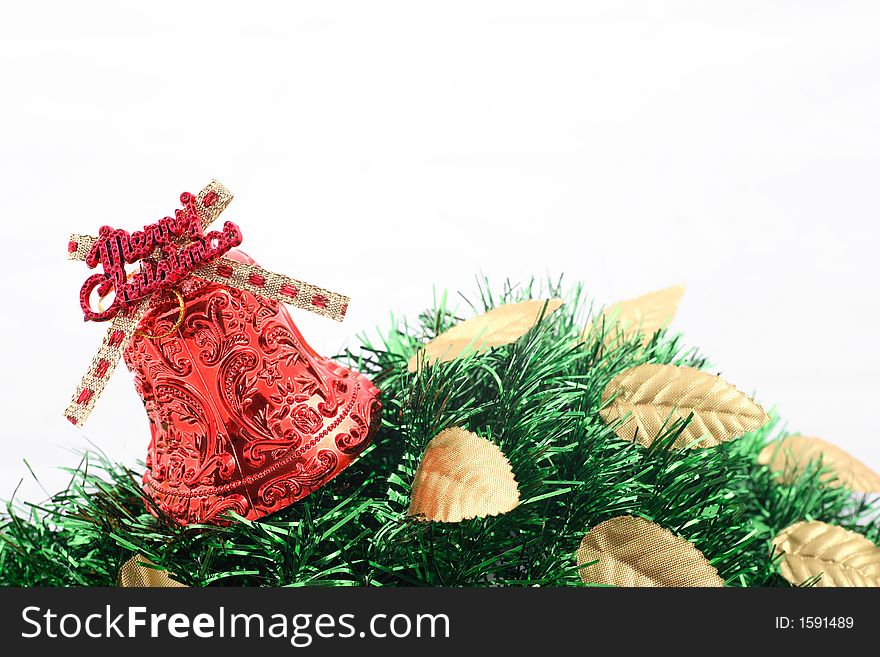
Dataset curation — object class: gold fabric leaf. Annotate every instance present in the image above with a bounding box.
[408,426,520,523]
[773,521,880,587]
[758,435,880,493]
[599,363,769,449]
[586,285,684,345]
[118,554,186,588]
[577,515,724,587]
[407,299,563,372]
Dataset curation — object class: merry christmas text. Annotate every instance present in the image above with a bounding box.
[79,192,243,321]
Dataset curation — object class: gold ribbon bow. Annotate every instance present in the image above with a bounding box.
[65,180,349,427]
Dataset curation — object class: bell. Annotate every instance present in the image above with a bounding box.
[122,249,381,525]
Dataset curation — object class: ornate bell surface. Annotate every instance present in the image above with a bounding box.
[122,250,381,525]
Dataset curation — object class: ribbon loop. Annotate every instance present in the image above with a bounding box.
[64,181,349,427]
[194,257,348,323]
[64,298,151,426]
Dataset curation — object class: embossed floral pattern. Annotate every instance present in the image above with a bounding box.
[122,250,381,525]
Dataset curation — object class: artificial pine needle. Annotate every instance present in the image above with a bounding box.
[0,278,876,586]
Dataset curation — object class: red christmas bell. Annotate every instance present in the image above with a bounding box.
[121,249,381,524]
[64,181,381,525]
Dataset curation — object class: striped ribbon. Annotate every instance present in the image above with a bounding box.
[64,180,349,427]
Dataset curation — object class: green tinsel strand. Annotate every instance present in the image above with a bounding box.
[1,279,877,586]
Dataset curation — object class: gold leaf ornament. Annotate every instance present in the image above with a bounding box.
[408,427,520,522]
[587,285,684,345]
[577,515,724,587]
[758,435,880,493]
[773,521,880,587]
[118,554,186,588]
[600,363,770,449]
[407,299,563,372]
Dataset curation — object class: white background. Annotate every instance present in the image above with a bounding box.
[1,1,878,501]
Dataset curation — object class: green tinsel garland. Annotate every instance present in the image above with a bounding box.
[1,279,877,586]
